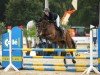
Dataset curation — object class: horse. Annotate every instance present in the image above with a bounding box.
[36,19,76,65]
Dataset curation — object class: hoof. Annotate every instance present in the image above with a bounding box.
[64,59,68,68]
[26,52,30,56]
[72,59,76,64]
[64,59,66,64]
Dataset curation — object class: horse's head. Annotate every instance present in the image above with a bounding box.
[36,22,42,37]
[36,19,56,40]
[36,19,50,37]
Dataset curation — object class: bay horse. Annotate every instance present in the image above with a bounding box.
[36,19,76,65]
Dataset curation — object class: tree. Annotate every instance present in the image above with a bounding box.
[49,0,73,17]
[0,22,7,41]
[68,0,99,27]
[49,0,99,27]
[0,0,9,21]
[5,0,44,27]
[0,22,6,35]
[5,0,99,27]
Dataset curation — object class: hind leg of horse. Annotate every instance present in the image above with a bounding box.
[70,52,76,64]
[65,40,76,64]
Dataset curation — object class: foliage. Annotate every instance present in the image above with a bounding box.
[68,0,99,27]
[49,0,73,17]
[0,0,9,21]
[0,0,99,28]
[62,24,71,29]
[0,22,7,35]
[0,22,7,41]
[23,22,37,48]
[5,0,44,27]
[23,22,37,38]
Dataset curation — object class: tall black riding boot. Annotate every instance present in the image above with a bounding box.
[57,27,64,38]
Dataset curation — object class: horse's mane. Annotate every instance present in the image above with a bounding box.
[41,19,51,25]
[39,19,56,29]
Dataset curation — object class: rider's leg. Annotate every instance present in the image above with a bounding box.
[56,15,60,27]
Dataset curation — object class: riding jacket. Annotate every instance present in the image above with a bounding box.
[43,12,58,23]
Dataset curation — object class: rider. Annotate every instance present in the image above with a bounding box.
[43,8,63,36]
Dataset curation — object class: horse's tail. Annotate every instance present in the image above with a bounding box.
[71,38,76,48]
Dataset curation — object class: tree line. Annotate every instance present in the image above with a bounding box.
[0,0,99,27]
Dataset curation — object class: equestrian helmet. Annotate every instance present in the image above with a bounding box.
[43,8,50,12]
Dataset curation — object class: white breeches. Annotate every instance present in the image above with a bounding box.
[56,15,60,27]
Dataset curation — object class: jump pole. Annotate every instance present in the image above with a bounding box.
[81,25,100,75]
[4,27,19,71]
